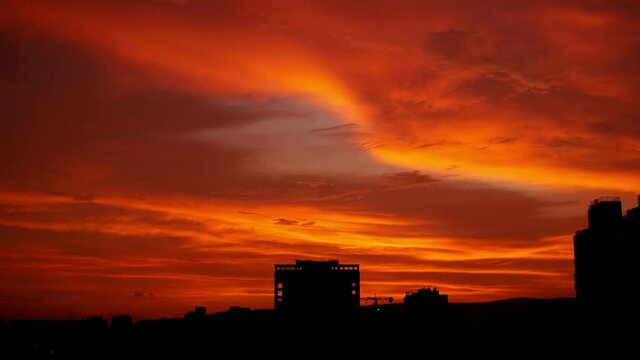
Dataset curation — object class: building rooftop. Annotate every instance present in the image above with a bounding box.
[590,196,621,207]
[275,260,359,271]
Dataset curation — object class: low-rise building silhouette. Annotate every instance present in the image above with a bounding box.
[274,260,360,316]
[184,306,207,319]
[404,287,448,317]
[574,196,640,318]
[111,314,132,334]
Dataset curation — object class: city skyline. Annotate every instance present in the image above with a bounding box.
[1,1,640,320]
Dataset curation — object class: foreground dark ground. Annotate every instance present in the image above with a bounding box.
[1,298,636,357]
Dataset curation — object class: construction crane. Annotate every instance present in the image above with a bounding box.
[361,294,394,309]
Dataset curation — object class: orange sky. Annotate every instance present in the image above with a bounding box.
[1,0,639,320]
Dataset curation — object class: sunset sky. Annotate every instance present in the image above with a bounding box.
[1,0,639,320]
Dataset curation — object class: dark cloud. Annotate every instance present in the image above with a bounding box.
[491,137,518,145]
[0,201,210,240]
[366,270,556,288]
[381,171,438,187]
[274,218,299,226]
[345,253,570,274]
[273,218,314,226]
[424,30,472,60]
[312,181,583,243]
[415,140,461,149]
[0,29,302,198]
[310,123,357,133]
[536,136,588,149]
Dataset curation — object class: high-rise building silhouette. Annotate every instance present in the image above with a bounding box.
[574,196,640,318]
[274,260,360,316]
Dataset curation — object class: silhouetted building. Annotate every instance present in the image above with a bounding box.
[111,314,132,333]
[574,196,640,319]
[404,287,448,317]
[228,306,251,315]
[275,260,360,316]
[184,306,207,319]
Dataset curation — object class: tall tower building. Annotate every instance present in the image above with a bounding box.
[574,196,639,319]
